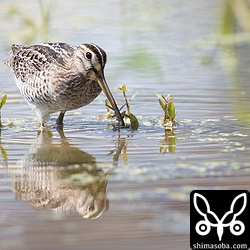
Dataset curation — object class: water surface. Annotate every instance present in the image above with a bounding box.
[0,1,250,249]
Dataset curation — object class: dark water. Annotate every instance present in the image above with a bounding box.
[0,1,250,249]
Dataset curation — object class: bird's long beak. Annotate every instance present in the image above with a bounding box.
[96,70,124,126]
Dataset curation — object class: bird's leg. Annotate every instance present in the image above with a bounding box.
[56,111,66,126]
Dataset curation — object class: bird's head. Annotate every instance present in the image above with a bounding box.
[76,43,124,126]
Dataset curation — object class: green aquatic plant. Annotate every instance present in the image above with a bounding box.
[106,84,139,131]
[156,93,177,132]
[118,85,139,130]
[156,93,177,153]
[0,93,7,128]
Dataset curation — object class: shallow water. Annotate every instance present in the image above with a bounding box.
[0,1,250,250]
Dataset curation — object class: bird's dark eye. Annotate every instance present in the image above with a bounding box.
[86,52,92,60]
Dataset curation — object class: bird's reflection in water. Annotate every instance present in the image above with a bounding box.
[11,128,112,219]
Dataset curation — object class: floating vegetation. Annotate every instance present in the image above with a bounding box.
[106,84,139,131]
[156,93,177,153]
[0,92,7,128]
[156,93,177,132]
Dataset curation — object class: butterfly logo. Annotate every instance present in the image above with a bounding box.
[193,193,247,241]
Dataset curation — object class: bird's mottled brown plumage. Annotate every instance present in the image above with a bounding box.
[4,42,124,127]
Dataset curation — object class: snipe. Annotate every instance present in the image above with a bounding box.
[4,42,124,128]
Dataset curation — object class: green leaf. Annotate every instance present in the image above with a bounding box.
[168,102,176,120]
[168,97,175,102]
[129,113,139,131]
[156,93,167,111]
[156,93,166,104]
[158,99,165,111]
[0,94,7,109]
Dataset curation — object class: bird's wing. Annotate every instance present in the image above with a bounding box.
[5,43,75,81]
